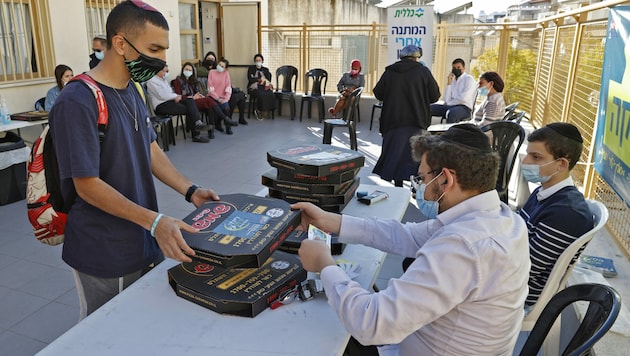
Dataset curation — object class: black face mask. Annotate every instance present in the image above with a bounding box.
[452,68,463,78]
[122,37,166,82]
[203,59,216,69]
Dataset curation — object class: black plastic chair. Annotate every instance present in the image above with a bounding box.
[519,283,621,356]
[503,101,519,120]
[481,121,525,204]
[369,101,382,131]
[322,87,363,150]
[274,65,298,120]
[299,68,328,123]
[34,97,46,111]
[506,111,526,124]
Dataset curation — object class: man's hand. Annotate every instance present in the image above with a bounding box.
[174,95,182,103]
[290,202,342,235]
[152,215,197,263]
[447,72,455,85]
[190,187,220,207]
[298,239,336,273]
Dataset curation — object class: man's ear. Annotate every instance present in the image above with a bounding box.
[111,34,126,56]
[442,169,456,189]
[558,157,571,171]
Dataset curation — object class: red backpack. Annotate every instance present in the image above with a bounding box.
[26,74,108,245]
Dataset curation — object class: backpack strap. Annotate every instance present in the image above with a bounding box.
[70,73,109,141]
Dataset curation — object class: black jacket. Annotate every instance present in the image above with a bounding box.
[373,59,440,132]
[247,65,272,89]
[88,53,100,69]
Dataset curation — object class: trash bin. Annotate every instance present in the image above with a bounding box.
[0,131,30,205]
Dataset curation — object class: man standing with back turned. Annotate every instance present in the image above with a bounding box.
[49,0,219,319]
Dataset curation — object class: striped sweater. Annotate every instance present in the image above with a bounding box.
[518,185,594,306]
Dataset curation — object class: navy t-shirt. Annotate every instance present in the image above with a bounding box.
[49,79,160,278]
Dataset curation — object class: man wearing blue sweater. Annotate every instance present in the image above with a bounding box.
[518,123,594,308]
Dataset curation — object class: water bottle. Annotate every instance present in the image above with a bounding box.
[0,98,10,125]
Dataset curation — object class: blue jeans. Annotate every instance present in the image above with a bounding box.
[430,103,471,123]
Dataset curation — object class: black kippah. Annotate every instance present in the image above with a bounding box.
[439,123,492,153]
[546,123,583,143]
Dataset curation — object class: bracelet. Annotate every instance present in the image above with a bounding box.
[150,213,164,237]
[185,184,199,202]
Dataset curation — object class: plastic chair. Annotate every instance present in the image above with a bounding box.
[370,101,382,131]
[520,199,609,355]
[519,283,621,356]
[141,83,176,150]
[322,87,363,150]
[274,65,298,120]
[481,121,525,204]
[34,97,46,111]
[299,68,328,123]
[506,111,526,124]
[503,101,519,120]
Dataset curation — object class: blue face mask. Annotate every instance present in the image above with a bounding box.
[478,86,490,96]
[521,159,559,183]
[94,51,104,60]
[415,172,445,219]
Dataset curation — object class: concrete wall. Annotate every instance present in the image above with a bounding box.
[268,0,386,25]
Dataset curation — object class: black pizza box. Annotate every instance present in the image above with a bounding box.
[267,144,364,177]
[181,194,301,269]
[278,229,346,255]
[268,177,359,206]
[168,250,306,318]
[262,168,355,195]
[276,167,360,185]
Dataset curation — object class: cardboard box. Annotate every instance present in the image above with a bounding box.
[268,177,359,206]
[267,144,364,177]
[181,194,301,269]
[262,168,354,195]
[279,229,346,255]
[276,167,360,185]
[168,250,307,318]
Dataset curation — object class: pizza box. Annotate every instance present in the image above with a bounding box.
[267,144,364,177]
[168,250,306,318]
[268,177,359,206]
[278,229,346,256]
[276,167,360,185]
[262,168,355,195]
[181,194,301,269]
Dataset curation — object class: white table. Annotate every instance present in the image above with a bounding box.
[37,184,410,356]
[0,119,48,136]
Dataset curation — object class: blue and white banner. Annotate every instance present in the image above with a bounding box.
[595,6,630,208]
[387,6,434,68]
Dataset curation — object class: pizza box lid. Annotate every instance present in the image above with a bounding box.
[181,194,301,269]
[168,250,307,318]
[276,167,360,185]
[262,168,355,195]
[268,177,359,206]
[267,144,364,177]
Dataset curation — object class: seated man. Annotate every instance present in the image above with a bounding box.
[518,122,594,309]
[294,124,530,355]
[146,65,211,143]
[430,58,477,123]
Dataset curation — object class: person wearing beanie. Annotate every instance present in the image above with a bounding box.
[430,57,478,123]
[373,44,440,187]
[518,122,594,310]
[328,59,365,117]
[293,123,530,355]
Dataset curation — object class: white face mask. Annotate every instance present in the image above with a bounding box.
[163,71,169,80]
[216,65,225,73]
[183,70,193,78]
[255,61,263,68]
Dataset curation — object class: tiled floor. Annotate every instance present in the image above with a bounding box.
[0,107,417,356]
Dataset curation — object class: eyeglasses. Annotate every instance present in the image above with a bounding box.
[130,0,159,12]
[410,169,441,190]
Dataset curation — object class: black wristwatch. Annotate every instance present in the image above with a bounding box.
[185,184,199,202]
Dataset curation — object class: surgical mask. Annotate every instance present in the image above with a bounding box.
[94,51,104,60]
[415,172,445,219]
[350,69,359,76]
[452,68,463,78]
[62,80,69,87]
[183,70,193,78]
[521,159,559,183]
[123,37,166,82]
[163,71,169,80]
[216,65,225,73]
[478,86,490,96]
[255,61,263,68]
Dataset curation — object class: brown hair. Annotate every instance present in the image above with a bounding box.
[480,71,505,93]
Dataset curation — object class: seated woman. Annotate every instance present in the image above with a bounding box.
[172,62,238,135]
[45,64,73,111]
[201,53,247,125]
[329,59,365,118]
[474,71,506,127]
[247,53,276,120]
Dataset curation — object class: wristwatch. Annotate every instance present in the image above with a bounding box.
[185,184,199,202]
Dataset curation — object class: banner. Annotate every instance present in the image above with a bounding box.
[387,6,434,68]
[595,6,630,208]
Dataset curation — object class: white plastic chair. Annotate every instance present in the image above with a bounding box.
[520,199,609,355]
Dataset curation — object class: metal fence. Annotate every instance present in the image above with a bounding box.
[261,0,630,257]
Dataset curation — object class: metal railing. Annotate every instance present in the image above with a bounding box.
[260,0,630,257]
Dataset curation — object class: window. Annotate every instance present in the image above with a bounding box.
[0,0,54,83]
[179,0,200,64]
[85,0,123,47]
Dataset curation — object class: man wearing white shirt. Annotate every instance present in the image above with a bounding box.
[430,58,478,123]
[293,124,530,356]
